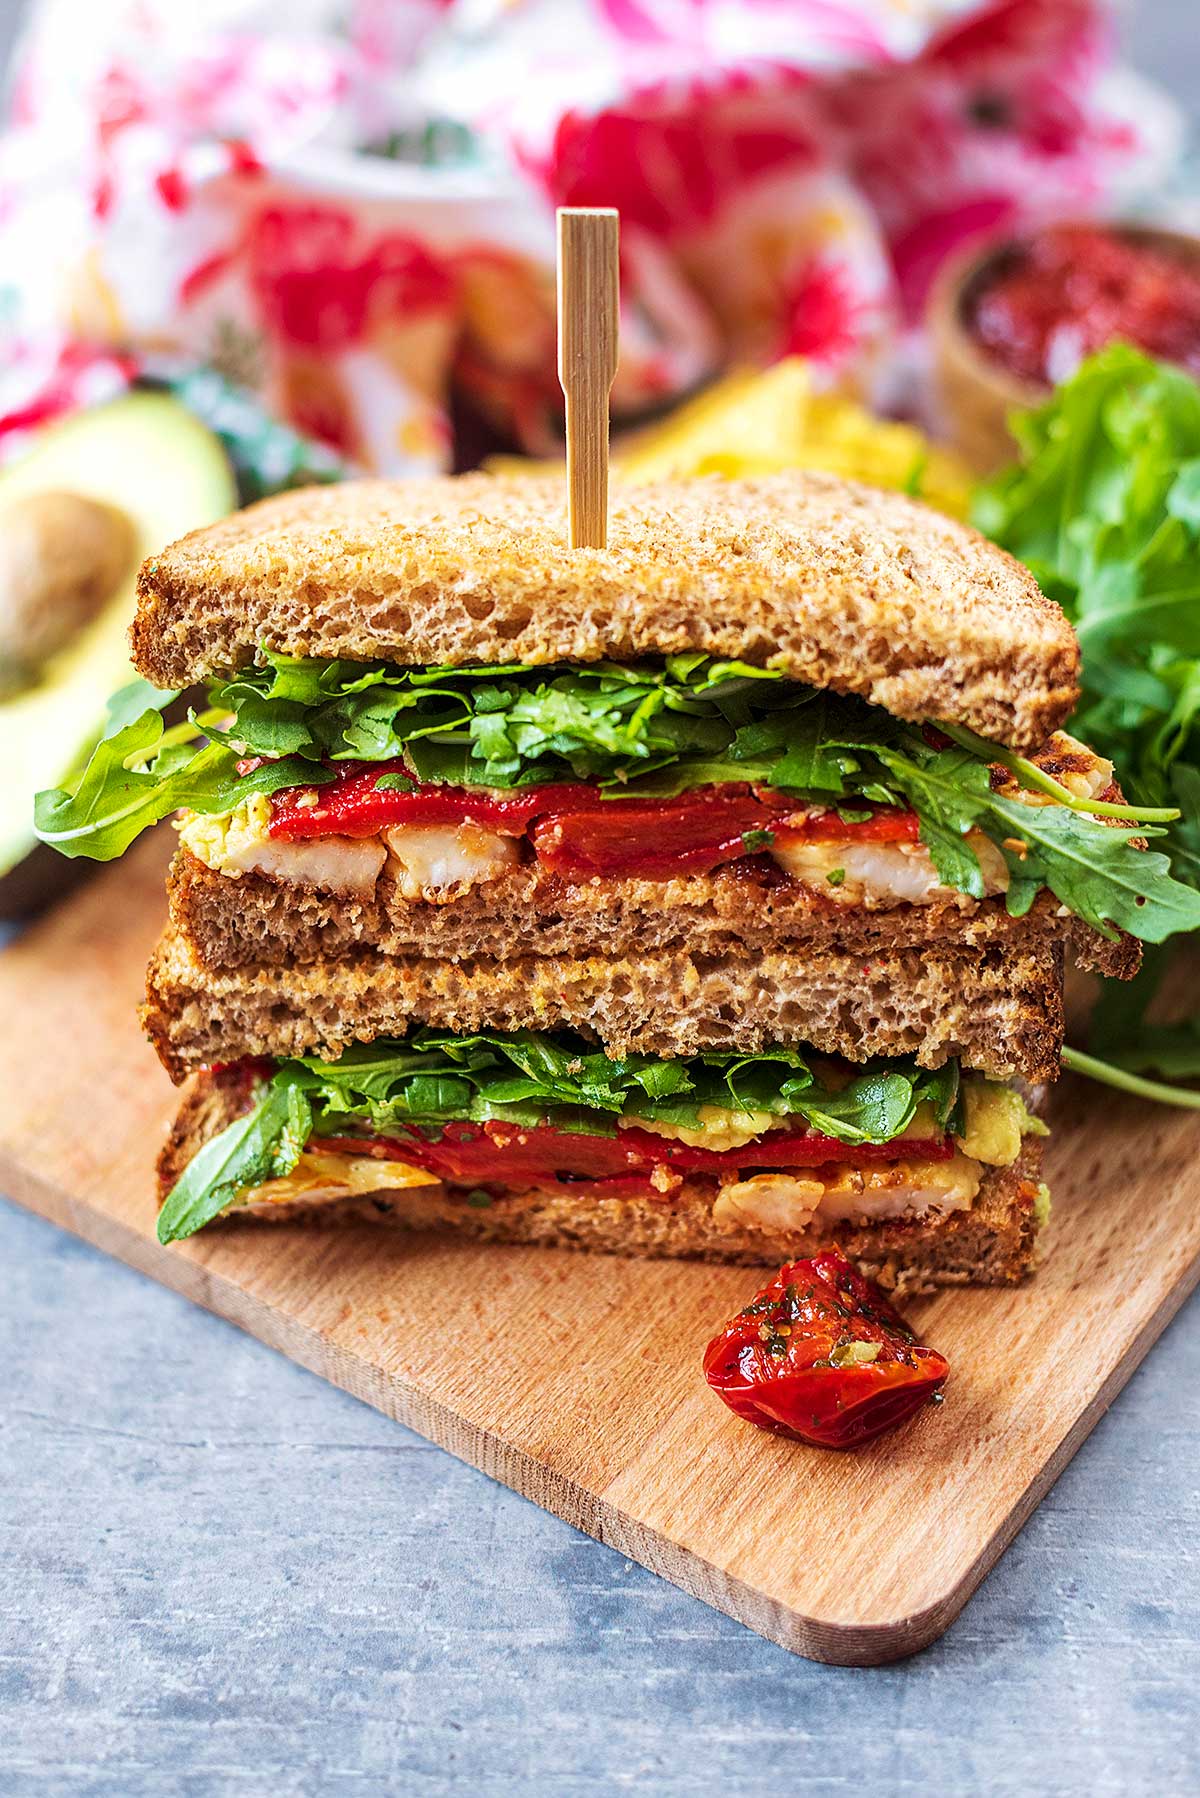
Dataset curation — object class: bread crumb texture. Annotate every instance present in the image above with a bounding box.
[168,847,1137,982]
[142,924,1065,1086]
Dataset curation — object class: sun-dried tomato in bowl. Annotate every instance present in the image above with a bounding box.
[967,224,1200,388]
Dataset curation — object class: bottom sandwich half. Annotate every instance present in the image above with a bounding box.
[155,1028,1050,1294]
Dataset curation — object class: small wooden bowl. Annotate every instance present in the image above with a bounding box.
[927,221,1200,473]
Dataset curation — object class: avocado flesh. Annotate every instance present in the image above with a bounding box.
[0,392,235,893]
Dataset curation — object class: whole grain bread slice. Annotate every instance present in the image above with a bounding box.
[159,1069,1045,1294]
[142,923,1065,1085]
[167,846,1139,982]
[132,469,1078,750]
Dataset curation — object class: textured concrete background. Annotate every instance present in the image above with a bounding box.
[2,3,1199,1793]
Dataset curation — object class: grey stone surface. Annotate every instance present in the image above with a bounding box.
[2,1197,1198,1796]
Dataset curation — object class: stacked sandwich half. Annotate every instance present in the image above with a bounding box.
[41,470,1199,1290]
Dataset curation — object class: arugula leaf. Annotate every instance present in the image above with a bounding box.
[205,654,799,785]
[157,1073,312,1243]
[873,744,992,896]
[34,696,333,861]
[103,678,181,737]
[986,795,1200,941]
[975,344,1200,1066]
[793,1070,927,1144]
[34,656,802,858]
[34,707,181,859]
[291,1028,962,1144]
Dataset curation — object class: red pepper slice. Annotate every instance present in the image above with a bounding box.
[269,765,594,840]
[531,794,919,879]
[703,1249,949,1450]
[530,788,794,879]
[316,1119,950,1186]
[772,806,920,845]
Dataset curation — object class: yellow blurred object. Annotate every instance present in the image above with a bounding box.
[490,358,972,519]
[619,360,972,516]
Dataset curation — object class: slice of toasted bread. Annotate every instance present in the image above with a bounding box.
[132,470,1078,749]
[142,922,1065,1085]
[158,1069,1046,1294]
[166,845,1139,984]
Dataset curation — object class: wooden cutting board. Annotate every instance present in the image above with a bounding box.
[3,836,1199,1666]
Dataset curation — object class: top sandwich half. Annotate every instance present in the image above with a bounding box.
[37,469,1200,1043]
[132,469,1075,745]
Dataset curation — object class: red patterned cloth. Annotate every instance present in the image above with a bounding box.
[0,0,1179,468]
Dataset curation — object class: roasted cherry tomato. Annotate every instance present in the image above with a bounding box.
[317,1119,950,1190]
[269,765,593,839]
[703,1249,948,1450]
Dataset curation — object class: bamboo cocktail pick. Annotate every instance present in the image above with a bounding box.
[557,207,620,549]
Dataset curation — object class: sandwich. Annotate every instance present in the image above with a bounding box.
[36,469,1200,1285]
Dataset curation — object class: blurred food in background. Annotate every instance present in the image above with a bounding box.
[0,393,234,913]
[614,361,973,518]
[973,340,1200,1081]
[967,225,1200,388]
[0,0,1181,475]
[932,222,1200,468]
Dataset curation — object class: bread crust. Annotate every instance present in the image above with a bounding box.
[132,470,1079,750]
[167,846,1139,982]
[158,1069,1045,1294]
[142,922,1065,1085]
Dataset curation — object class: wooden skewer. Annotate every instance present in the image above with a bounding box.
[557,207,619,549]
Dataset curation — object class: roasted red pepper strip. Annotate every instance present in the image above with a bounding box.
[530,789,795,879]
[773,806,919,845]
[316,1119,951,1186]
[269,764,593,839]
[320,1126,655,1193]
[703,1249,949,1449]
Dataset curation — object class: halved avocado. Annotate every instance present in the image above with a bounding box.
[0,392,235,915]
